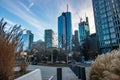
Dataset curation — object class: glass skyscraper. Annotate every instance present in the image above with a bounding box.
[58,12,72,52]
[22,30,34,51]
[72,30,80,51]
[45,29,55,49]
[79,17,90,46]
[92,0,120,53]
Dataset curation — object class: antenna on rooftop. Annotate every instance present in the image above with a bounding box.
[67,4,68,12]
[85,12,86,18]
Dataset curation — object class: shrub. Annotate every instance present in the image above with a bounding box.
[90,49,120,80]
[20,62,27,73]
[19,57,28,73]
[0,18,23,80]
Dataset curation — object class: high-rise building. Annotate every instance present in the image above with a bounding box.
[22,30,34,51]
[32,40,45,49]
[92,0,120,53]
[79,17,90,46]
[72,30,80,51]
[45,29,55,49]
[58,11,72,52]
[89,33,98,53]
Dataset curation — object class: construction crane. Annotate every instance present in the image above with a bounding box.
[76,12,82,23]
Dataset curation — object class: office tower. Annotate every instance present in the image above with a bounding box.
[79,17,90,46]
[89,33,98,53]
[72,30,80,51]
[92,0,120,53]
[22,30,34,51]
[58,10,72,52]
[32,40,45,49]
[45,29,55,48]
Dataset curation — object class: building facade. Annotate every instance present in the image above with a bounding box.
[45,29,55,49]
[89,33,98,53]
[92,0,120,53]
[32,40,45,49]
[79,17,90,46]
[72,30,80,51]
[22,30,34,51]
[58,12,72,52]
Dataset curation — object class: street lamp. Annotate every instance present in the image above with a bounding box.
[24,52,27,56]
[20,51,28,62]
[23,52,27,62]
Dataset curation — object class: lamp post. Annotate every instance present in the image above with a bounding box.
[21,52,27,61]
[24,52,27,62]
[51,50,53,63]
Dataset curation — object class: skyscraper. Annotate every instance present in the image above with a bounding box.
[58,11,72,52]
[79,17,90,46]
[22,30,34,51]
[45,29,55,49]
[92,0,120,53]
[72,30,80,51]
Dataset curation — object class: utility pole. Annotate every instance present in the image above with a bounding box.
[51,50,53,63]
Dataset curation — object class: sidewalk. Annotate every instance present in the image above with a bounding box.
[27,65,79,80]
[62,67,79,80]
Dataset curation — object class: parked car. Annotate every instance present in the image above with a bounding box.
[55,61,60,64]
[60,61,66,64]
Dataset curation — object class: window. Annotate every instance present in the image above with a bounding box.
[106,6,111,11]
[100,9,105,14]
[100,13,106,19]
[99,4,105,9]
[108,16,113,22]
[106,1,110,6]
[112,4,115,8]
[107,11,112,16]
[101,24,108,29]
[110,28,115,32]
[111,33,116,38]
[103,35,110,40]
[117,33,120,38]
[99,0,104,5]
[111,0,114,3]
[112,39,117,44]
[101,19,107,24]
[105,40,110,45]
[109,22,113,27]
[103,29,109,34]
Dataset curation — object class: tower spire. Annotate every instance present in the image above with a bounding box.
[85,12,86,18]
[67,4,68,12]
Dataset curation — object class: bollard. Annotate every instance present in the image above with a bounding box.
[78,66,81,79]
[74,66,78,76]
[76,66,79,77]
[81,67,86,80]
[57,68,62,80]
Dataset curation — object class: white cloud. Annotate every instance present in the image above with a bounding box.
[29,2,34,8]
[1,0,50,40]
[18,1,30,12]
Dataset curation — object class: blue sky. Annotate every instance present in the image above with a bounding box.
[0,0,95,41]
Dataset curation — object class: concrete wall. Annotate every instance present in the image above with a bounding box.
[15,69,42,80]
